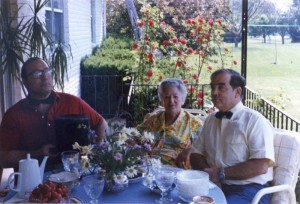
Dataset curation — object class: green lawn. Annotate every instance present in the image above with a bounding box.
[230,36,300,121]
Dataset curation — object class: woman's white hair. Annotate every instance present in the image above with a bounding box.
[158,78,187,103]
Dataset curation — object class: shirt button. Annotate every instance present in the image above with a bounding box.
[48,123,51,126]
[41,115,44,119]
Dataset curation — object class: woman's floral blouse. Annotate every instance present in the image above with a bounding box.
[136,109,203,168]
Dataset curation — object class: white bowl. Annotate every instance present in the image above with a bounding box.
[176,170,209,201]
[48,171,79,189]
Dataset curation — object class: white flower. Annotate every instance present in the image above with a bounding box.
[123,127,140,137]
[80,156,90,171]
[125,166,138,178]
[113,173,124,184]
[117,133,128,146]
[143,131,154,143]
[81,145,93,155]
[72,142,81,150]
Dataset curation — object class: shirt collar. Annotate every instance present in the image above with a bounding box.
[229,101,244,116]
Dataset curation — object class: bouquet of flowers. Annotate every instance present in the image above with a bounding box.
[73,120,154,185]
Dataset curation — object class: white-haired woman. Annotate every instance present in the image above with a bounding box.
[137,78,203,168]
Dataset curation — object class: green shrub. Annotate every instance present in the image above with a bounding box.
[81,36,135,75]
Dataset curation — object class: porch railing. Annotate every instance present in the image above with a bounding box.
[245,86,300,132]
[81,75,300,132]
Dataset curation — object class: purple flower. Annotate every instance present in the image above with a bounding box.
[100,141,109,149]
[143,143,152,152]
[114,152,123,160]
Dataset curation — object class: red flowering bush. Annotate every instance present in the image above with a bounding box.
[128,2,237,123]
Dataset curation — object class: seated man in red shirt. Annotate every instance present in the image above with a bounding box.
[0,57,108,170]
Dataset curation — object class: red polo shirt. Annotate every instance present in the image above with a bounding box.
[0,91,104,151]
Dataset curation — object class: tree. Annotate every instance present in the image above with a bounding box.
[277,13,290,44]
[227,0,276,47]
[289,0,300,42]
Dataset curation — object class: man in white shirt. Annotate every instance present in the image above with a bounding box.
[190,69,274,204]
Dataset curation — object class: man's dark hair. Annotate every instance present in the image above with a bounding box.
[211,68,246,98]
[21,57,44,80]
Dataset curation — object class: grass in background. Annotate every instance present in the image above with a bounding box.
[230,36,300,121]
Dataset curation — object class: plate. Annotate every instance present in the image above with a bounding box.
[128,175,146,184]
[70,196,83,204]
[178,194,193,203]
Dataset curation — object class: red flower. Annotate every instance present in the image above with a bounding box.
[189,31,195,37]
[172,37,178,43]
[183,79,189,84]
[197,36,204,43]
[207,65,213,70]
[192,74,198,80]
[188,86,195,93]
[205,33,211,38]
[217,19,222,25]
[196,26,202,32]
[186,18,194,25]
[198,91,204,98]
[233,60,238,65]
[148,58,154,63]
[176,60,183,67]
[146,69,153,77]
[177,50,183,56]
[208,19,214,26]
[197,98,203,106]
[179,37,187,45]
[148,19,155,27]
[188,47,194,54]
[132,43,139,50]
[224,47,229,52]
[198,18,204,24]
[163,40,170,46]
[138,21,145,27]
[148,52,154,59]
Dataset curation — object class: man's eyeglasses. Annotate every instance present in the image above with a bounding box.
[27,69,53,79]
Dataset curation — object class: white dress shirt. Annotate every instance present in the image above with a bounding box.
[191,101,275,185]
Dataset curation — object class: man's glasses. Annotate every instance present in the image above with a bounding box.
[27,69,53,79]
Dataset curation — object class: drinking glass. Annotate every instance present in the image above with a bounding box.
[155,168,175,203]
[82,175,105,204]
[61,150,83,176]
[147,155,161,176]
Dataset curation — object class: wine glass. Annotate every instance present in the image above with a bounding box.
[155,168,175,203]
[61,150,83,177]
[147,155,161,176]
[82,174,105,204]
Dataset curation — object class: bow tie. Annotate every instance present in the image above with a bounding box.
[28,95,54,106]
[215,111,233,119]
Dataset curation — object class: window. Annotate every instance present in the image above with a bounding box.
[45,0,64,43]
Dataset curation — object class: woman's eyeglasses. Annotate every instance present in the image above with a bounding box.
[27,69,53,79]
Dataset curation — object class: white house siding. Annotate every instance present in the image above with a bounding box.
[61,0,106,96]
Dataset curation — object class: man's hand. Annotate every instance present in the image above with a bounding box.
[175,148,190,168]
[203,167,219,183]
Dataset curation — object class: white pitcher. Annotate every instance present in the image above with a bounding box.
[8,154,48,198]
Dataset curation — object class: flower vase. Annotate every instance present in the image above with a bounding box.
[104,175,128,193]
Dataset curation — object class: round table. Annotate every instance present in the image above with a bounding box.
[71,179,227,203]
